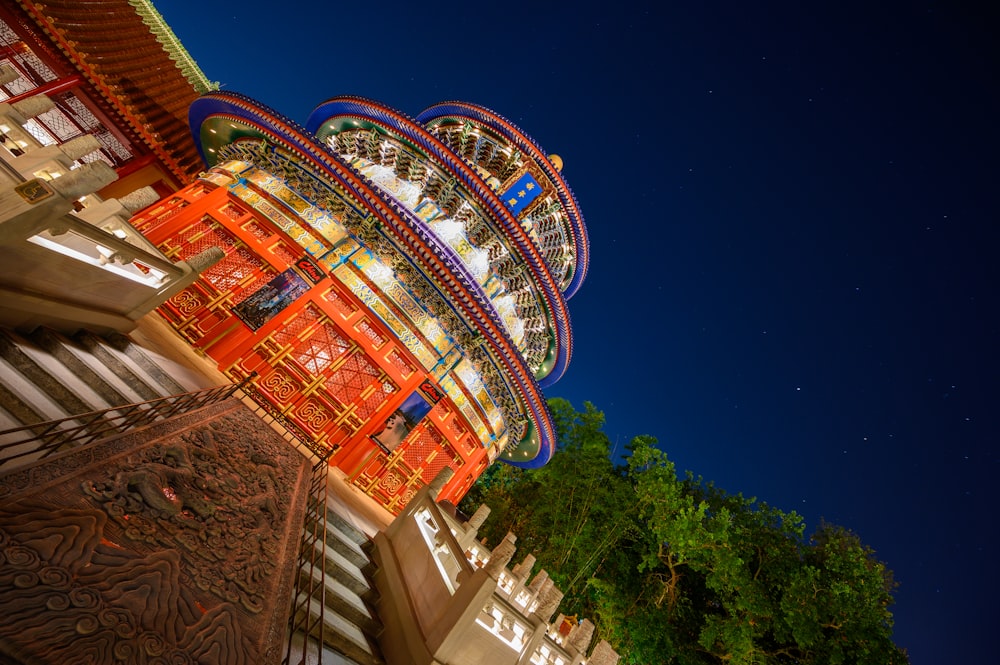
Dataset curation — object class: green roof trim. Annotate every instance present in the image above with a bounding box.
[128,0,220,93]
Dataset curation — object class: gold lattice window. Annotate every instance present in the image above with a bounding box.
[292,323,350,374]
[355,379,396,420]
[204,247,264,292]
[272,305,321,346]
[386,349,415,378]
[242,220,271,241]
[219,203,247,220]
[357,320,386,348]
[270,243,298,267]
[325,353,379,406]
[324,288,357,317]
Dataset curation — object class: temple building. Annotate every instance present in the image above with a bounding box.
[0,2,615,664]
[128,91,588,510]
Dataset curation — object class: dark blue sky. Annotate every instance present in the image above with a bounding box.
[162,1,996,661]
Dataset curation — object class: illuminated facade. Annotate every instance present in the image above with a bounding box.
[132,93,588,510]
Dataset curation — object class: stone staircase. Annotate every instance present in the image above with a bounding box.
[287,495,385,665]
[0,324,211,470]
[0,323,388,665]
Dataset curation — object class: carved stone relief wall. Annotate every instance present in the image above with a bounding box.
[0,400,310,665]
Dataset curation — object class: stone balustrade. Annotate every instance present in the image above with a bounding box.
[0,93,223,333]
[371,470,619,665]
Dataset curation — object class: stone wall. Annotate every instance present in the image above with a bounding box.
[0,400,311,664]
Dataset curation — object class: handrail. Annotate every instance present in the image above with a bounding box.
[239,381,338,462]
[284,458,332,665]
[0,375,254,472]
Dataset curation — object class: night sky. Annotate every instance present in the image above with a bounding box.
[162,1,996,661]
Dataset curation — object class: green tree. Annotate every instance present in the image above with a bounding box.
[460,399,908,665]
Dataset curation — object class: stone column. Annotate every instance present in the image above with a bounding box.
[126,246,224,323]
[0,64,17,86]
[427,466,455,499]
[118,186,159,213]
[512,553,536,582]
[588,640,620,665]
[483,532,517,578]
[467,503,491,530]
[534,580,563,622]
[9,94,56,120]
[0,161,117,245]
[527,569,549,594]
[568,618,595,654]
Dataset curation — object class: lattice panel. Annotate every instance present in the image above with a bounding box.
[376,468,408,497]
[167,288,205,318]
[323,288,357,317]
[386,349,415,378]
[93,129,132,161]
[398,484,421,509]
[219,203,247,220]
[0,59,30,97]
[292,323,350,374]
[272,305,321,347]
[230,271,274,306]
[14,51,56,83]
[422,441,462,485]
[172,218,222,254]
[258,369,301,405]
[203,247,266,293]
[355,379,396,421]
[324,353,379,406]
[132,199,186,234]
[243,220,271,242]
[357,320,386,348]
[293,397,335,434]
[0,19,19,46]
[270,243,298,267]
[400,421,444,468]
[36,106,82,142]
[58,94,101,131]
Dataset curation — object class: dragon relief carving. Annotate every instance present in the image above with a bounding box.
[0,404,308,665]
[81,417,296,614]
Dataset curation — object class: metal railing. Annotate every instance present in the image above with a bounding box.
[239,381,337,462]
[284,458,333,665]
[0,376,253,472]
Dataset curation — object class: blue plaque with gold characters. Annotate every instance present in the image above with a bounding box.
[501,171,543,216]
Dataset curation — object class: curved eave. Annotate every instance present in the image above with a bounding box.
[189,91,556,465]
[306,96,573,385]
[500,416,553,469]
[416,102,590,300]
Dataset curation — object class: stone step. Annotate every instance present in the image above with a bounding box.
[311,537,371,598]
[0,323,211,471]
[0,356,56,426]
[0,328,113,419]
[293,593,383,665]
[29,327,144,407]
[298,564,381,635]
[103,331,192,395]
[286,630,367,665]
[305,503,371,570]
[73,330,164,401]
[325,503,372,547]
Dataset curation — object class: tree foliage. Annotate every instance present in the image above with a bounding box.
[460,398,908,665]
